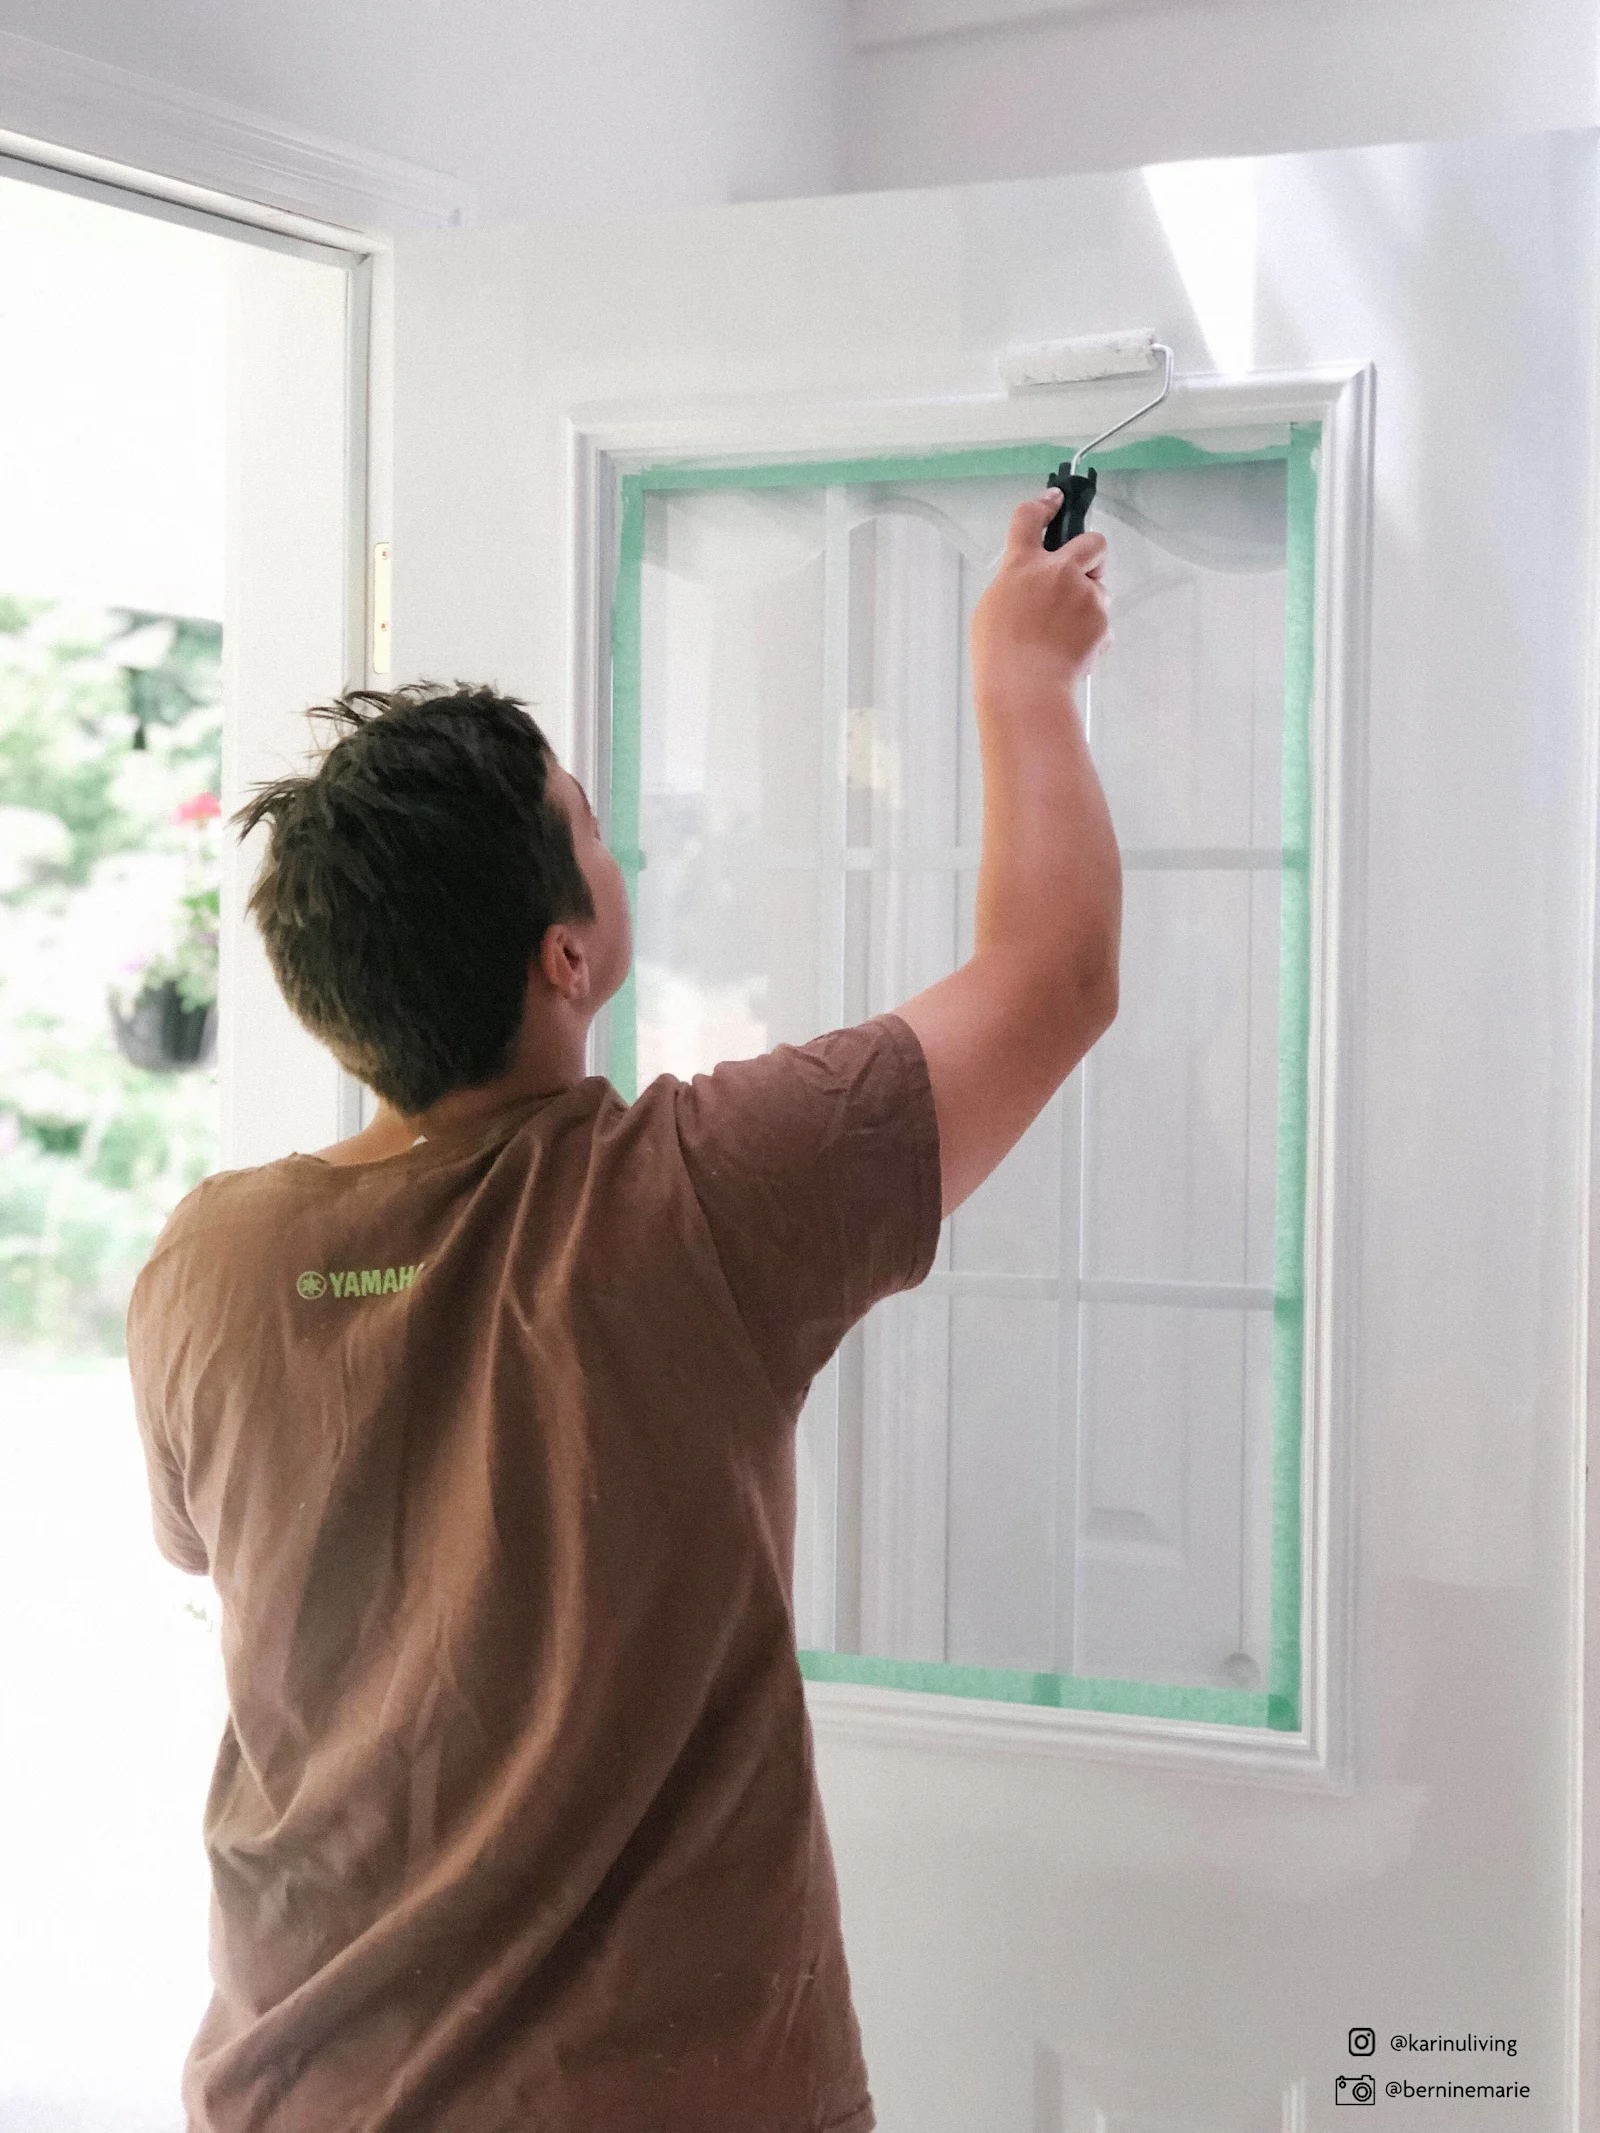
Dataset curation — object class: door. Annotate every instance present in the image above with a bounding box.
[381,133,1597,2130]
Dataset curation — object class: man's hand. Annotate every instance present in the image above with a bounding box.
[970,494,1109,705]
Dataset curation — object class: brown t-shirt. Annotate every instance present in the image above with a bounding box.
[126,1011,941,2133]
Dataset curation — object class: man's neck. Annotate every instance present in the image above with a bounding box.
[315,1022,592,1167]
[406,1044,588,1144]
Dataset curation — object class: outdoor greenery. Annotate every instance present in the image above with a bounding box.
[0,598,223,1358]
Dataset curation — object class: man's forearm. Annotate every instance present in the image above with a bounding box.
[973,674,1122,1004]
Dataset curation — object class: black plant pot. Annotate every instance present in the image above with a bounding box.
[110,979,217,1073]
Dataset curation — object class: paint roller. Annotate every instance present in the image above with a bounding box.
[998,330,1176,548]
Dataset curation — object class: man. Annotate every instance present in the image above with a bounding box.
[127,494,1118,2131]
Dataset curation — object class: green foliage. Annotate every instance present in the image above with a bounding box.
[138,876,220,1012]
[0,599,224,1360]
[89,1103,172,1192]
[122,612,223,747]
[0,1133,197,1355]
[0,608,223,891]
[24,1117,86,1157]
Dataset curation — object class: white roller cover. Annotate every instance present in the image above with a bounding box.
[998,328,1160,390]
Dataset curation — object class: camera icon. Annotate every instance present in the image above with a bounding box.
[1335,2075,1376,2106]
[1348,2028,1375,2057]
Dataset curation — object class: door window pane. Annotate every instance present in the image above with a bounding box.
[612,434,1314,1729]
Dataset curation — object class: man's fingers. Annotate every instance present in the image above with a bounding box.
[1006,492,1064,555]
[1064,530,1108,577]
[1004,498,1112,567]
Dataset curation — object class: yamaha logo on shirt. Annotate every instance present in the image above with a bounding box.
[296,1264,424,1300]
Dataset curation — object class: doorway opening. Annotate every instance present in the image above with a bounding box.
[0,166,364,2131]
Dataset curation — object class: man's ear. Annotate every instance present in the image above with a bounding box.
[535,922,589,1001]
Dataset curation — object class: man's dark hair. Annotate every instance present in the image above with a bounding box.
[234,683,596,1115]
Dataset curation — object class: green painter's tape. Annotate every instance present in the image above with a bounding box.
[798,1648,1271,1728]
[1265,421,1320,1734]
[609,429,1319,1734]
[607,477,645,1103]
[634,432,1289,498]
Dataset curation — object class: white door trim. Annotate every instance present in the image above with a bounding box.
[568,360,1374,1786]
[1572,185,1600,2133]
[0,24,474,240]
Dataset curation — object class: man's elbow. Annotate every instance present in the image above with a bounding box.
[1081,849,1122,1042]
[1084,950,1119,1042]
[1040,932,1118,1077]
[1077,911,1120,1043]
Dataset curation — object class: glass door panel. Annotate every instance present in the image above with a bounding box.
[617,434,1312,1729]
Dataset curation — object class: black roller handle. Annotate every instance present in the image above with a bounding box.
[1042,463,1097,551]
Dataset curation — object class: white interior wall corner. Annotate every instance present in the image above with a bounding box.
[0,0,850,226]
[844,0,1600,192]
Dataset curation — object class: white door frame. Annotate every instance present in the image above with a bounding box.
[1576,239,1600,2125]
[570,361,1374,1788]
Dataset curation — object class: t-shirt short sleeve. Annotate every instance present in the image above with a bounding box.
[672,1011,942,1409]
[126,1271,211,1577]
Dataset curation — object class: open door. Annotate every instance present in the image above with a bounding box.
[381,133,1596,2130]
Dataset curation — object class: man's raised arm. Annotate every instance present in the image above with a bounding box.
[893,492,1121,1220]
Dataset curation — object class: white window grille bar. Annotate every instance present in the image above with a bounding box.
[819,486,851,1024]
[1119,849,1289,872]
[915,1271,1274,1310]
[1079,1279,1276,1311]
[1066,678,1097,1675]
[807,486,854,1651]
[797,484,853,1646]
[920,1271,1058,1299]
[1050,1077,1087,1676]
[706,844,1289,873]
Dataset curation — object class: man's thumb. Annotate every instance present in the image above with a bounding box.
[1007,491,1062,556]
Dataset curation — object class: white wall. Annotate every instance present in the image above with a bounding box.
[0,0,848,223]
[847,0,1600,190]
[1,0,1594,233]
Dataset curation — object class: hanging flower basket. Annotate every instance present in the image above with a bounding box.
[109,977,217,1073]
[106,791,221,1073]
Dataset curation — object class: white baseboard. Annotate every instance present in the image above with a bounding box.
[0,25,475,235]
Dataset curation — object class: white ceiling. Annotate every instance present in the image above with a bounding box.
[851,0,1136,49]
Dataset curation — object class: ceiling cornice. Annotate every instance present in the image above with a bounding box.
[0,26,475,234]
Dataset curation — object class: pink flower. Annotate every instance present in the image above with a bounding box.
[176,793,221,825]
